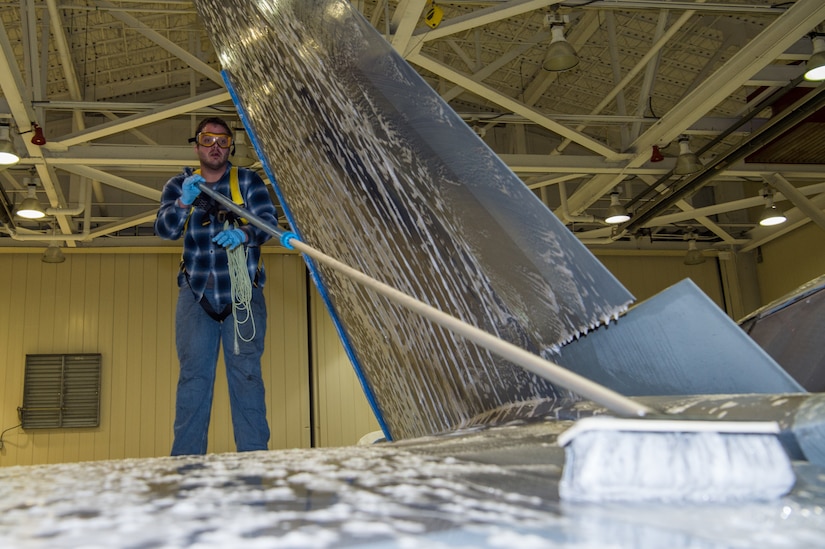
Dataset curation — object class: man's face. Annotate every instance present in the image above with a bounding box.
[195,123,232,171]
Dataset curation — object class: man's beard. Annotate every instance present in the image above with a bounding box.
[202,153,228,171]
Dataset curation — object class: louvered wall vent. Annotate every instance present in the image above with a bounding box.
[19,354,101,429]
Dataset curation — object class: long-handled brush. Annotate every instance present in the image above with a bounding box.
[197,182,797,504]
[556,416,795,503]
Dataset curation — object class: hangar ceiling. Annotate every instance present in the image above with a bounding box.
[1,0,824,258]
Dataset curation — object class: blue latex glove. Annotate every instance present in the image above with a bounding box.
[213,228,247,250]
[180,174,204,205]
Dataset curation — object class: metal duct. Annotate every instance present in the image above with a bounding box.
[0,179,15,229]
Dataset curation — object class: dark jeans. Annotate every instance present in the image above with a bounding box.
[171,285,270,455]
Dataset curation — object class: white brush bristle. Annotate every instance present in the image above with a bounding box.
[560,429,796,503]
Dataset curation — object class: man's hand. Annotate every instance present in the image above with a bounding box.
[213,228,247,250]
[180,174,205,205]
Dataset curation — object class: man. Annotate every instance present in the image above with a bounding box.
[155,117,278,455]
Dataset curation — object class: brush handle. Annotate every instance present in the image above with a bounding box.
[198,182,655,418]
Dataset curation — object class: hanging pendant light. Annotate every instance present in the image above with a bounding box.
[42,223,65,263]
[674,135,702,176]
[805,35,825,81]
[758,188,787,227]
[42,242,66,263]
[231,130,257,167]
[684,237,706,266]
[0,124,19,166]
[605,192,630,224]
[543,24,579,72]
[17,181,45,219]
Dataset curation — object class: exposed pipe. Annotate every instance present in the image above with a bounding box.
[579,1,787,14]
[444,1,784,13]
[577,232,629,245]
[556,180,598,224]
[0,182,16,229]
[46,203,85,217]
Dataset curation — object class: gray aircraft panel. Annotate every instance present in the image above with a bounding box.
[740,274,825,392]
[193,0,633,441]
[554,279,805,396]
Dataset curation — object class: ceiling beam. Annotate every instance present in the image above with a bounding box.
[565,0,825,215]
[412,0,562,42]
[633,0,825,154]
[409,52,624,159]
[389,0,428,55]
[94,0,223,86]
[49,89,232,149]
[59,166,162,201]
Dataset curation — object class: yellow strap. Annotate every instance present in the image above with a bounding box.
[189,167,246,225]
[182,166,258,271]
[228,167,248,225]
[182,166,243,258]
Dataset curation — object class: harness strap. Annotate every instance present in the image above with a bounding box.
[181,270,232,322]
[198,295,233,322]
[227,167,248,224]
[183,166,244,233]
[180,166,242,321]
[178,166,262,322]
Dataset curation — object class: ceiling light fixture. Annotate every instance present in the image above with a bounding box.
[543,25,578,71]
[805,35,825,81]
[17,177,45,219]
[0,125,19,166]
[684,236,706,266]
[542,11,578,72]
[758,188,787,227]
[673,135,702,176]
[650,145,664,163]
[42,223,65,263]
[42,242,65,264]
[604,192,630,224]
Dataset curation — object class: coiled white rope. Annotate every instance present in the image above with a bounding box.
[225,221,255,354]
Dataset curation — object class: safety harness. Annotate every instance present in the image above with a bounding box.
[181,166,249,322]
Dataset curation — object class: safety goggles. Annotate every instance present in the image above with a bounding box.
[193,132,233,149]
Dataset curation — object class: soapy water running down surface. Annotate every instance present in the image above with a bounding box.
[193,0,634,440]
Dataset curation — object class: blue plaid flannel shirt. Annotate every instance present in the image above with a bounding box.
[155,164,278,309]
